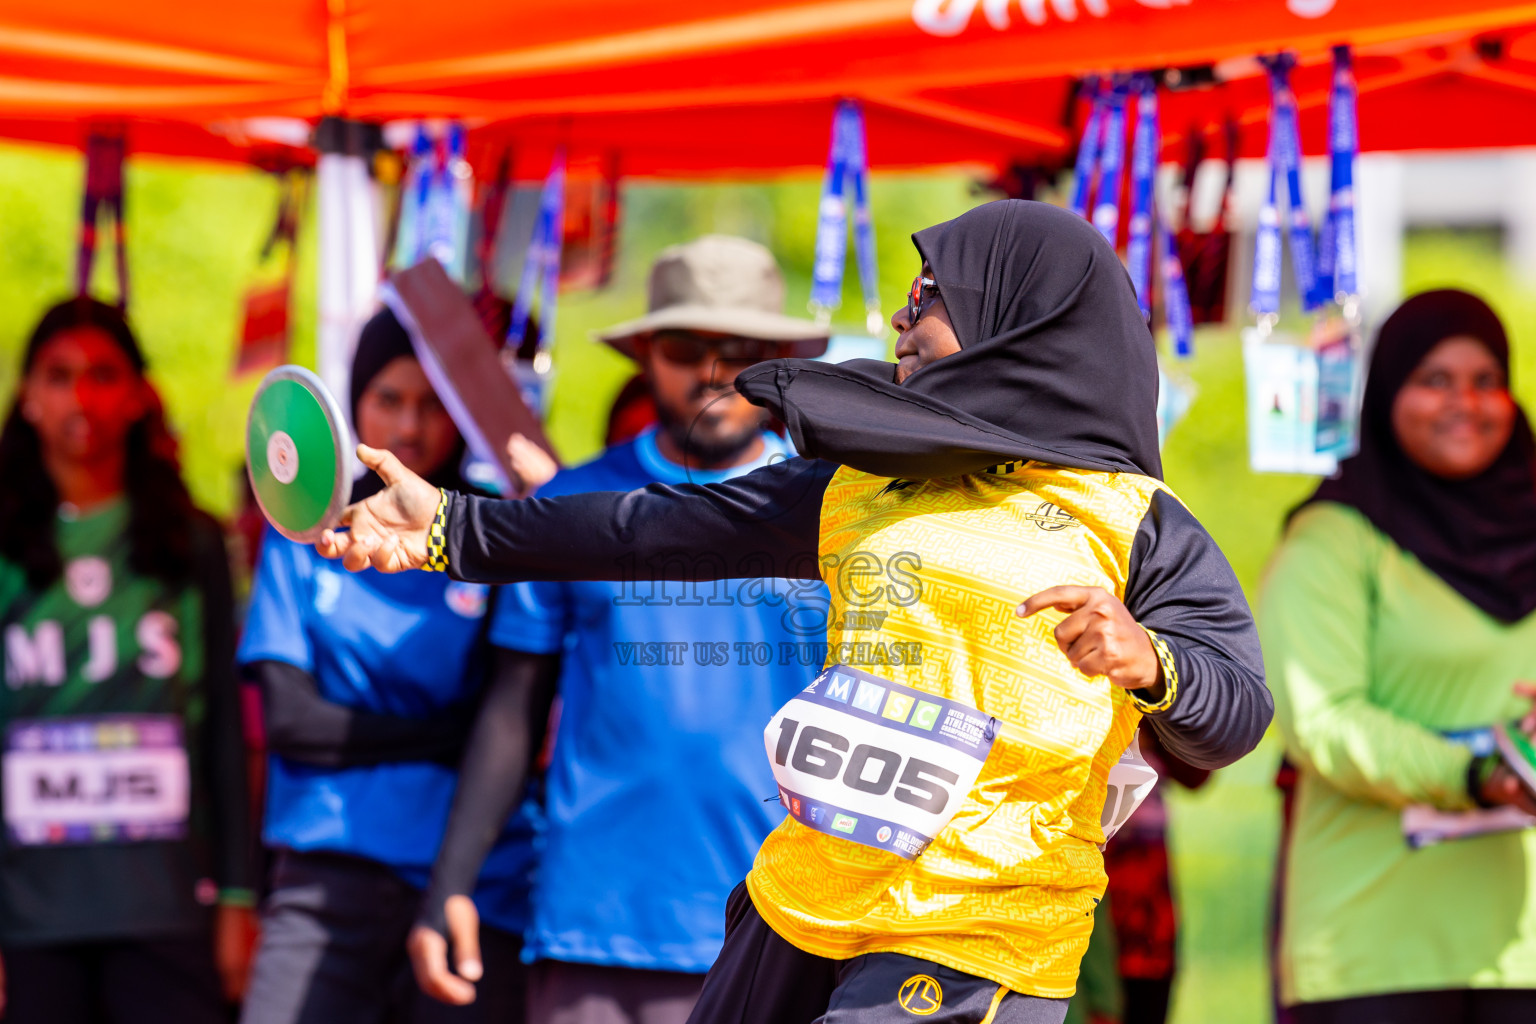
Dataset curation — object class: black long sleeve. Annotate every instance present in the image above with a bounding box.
[1121,490,1273,769]
[442,457,1267,769]
[446,456,835,584]
[191,515,256,900]
[418,648,560,936]
[250,659,472,767]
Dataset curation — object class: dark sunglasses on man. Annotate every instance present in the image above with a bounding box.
[647,330,787,367]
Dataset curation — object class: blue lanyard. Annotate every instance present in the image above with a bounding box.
[403,124,469,282]
[1126,77,1158,319]
[1091,84,1129,244]
[1074,74,1192,356]
[1069,80,1104,219]
[509,149,566,352]
[1162,225,1194,358]
[811,101,880,330]
[1321,45,1359,301]
[1251,160,1284,317]
[1268,57,1323,312]
[408,125,434,254]
[810,104,852,314]
[1253,55,1321,317]
[847,105,882,333]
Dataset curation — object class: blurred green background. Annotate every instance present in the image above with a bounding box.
[3,140,1534,1023]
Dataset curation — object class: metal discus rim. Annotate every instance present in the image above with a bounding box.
[245,365,353,544]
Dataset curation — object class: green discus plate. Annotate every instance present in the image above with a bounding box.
[246,365,352,543]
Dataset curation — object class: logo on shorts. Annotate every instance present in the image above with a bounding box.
[897,974,943,1016]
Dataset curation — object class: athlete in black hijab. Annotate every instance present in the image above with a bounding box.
[1296,289,1536,622]
[739,199,1162,479]
[315,200,1269,1024]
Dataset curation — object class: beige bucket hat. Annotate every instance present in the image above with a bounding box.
[597,235,831,359]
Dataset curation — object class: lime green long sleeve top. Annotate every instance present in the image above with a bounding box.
[1262,502,1536,1005]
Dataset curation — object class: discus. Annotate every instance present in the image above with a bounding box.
[246,365,353,543]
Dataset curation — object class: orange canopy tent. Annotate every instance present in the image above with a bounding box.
[8,0,1536,170]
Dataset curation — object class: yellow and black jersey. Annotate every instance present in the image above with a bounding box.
[444,453,1268,997]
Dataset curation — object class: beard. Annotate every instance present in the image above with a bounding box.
[655,386,767,466]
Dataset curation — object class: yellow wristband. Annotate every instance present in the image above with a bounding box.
[424,488,450,573]
[1131,627,1179,714]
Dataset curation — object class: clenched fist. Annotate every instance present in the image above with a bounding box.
[1018,585,1164,700]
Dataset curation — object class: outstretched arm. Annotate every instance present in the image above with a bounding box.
[317,444,833,583]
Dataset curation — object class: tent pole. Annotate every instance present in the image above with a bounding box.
[314,116,384,471]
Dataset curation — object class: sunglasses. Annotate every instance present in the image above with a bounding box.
[649,331,782,367]
[905,274,939,326]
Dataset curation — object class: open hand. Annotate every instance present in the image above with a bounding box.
[1018,585,1163,697]
[315,445,441,573]
[408,895,482,1006]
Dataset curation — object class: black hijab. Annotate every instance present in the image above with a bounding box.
[1298,289,1536,622]
[349,307,470,502]
[735,200,1162,480]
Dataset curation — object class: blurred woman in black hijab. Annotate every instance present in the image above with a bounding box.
[1265,289,1536,1024]
[316,200,1271,1024]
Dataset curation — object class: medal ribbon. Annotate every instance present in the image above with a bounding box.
[1321,45,1359,301]
[510,149,566,352]
[1069,80,1105,219]
[811,101,880,330]
[77,125,129,307]
[846,103,882,332]
[1252,57,1301,317]
[810,103,854,315]
[419,124,467,274]
[1126,77,1158,319]
[1162,224,1195,358]
[1268,56,1323,311]
[475,149,513,295]
[1091,83,1129,244]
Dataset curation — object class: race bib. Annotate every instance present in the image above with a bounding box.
[1101,732,1159,844]
[764,665,998,860]
[4,715,190,846]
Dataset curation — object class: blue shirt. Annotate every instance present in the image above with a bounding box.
[493,429,831,971]
[239,529,535,933]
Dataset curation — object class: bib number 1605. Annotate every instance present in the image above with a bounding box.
[772,718,959,814]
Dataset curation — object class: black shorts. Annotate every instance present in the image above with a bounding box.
[686,882,1069,1024]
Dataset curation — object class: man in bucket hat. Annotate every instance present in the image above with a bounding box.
[596,234,830,466]
[407,236,832,1024]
